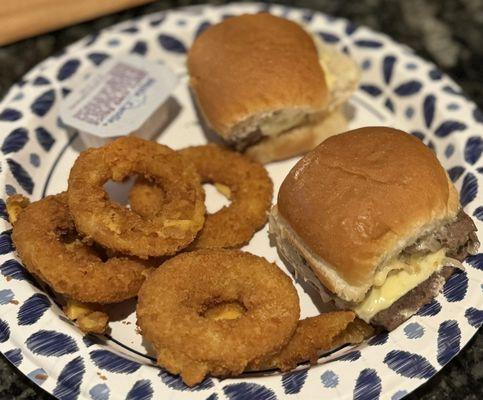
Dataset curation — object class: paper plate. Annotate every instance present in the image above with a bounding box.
[0,3,481,399]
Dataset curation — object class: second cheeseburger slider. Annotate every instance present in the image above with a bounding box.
[187,13,360,164]
[270,127,479,330]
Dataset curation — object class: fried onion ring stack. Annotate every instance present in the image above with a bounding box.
[130,144,273,249]
[8,137,211,333]
[137,250,373,386]
[67,137,206,258]
[9,136,371,384]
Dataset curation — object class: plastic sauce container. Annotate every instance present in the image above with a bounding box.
[60,55,178,148]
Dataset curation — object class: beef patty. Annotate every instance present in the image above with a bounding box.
[277,209,479,331]
[371,266,453,330]
[404,210,479,261]
[372,210,478,330]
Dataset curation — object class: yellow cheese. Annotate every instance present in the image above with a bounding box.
[354,249,446,322]
[318,57,335,92]
[214,183,231,199]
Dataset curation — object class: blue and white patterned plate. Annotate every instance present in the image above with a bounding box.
[0,3,481,399]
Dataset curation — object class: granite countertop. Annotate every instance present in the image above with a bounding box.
[0,0,481,399]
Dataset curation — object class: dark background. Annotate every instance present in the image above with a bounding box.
[0,1,481,399]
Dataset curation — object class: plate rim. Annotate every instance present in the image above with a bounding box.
[0,2,481,400]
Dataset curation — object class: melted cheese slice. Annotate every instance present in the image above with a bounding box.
[318,57,335,93]
[354,249,446,322]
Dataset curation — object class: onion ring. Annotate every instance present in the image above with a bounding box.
[130,144,273,249]
[200,304,373,372]
[67,137,205,258]
[10,193,153,304]
[247,312,373,371]
[136,249,299,386]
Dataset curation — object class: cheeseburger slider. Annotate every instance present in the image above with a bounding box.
[270,127,479,330]
[187,13,360,164]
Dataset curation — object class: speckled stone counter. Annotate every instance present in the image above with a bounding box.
[0,1,481,399]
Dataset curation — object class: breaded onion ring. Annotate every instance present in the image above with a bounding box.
[11,193,153,304]
[67,137,205,258]
[247,312,373,371]
[200,304,372,372]
[136,249,299,386]
[130,144,273,249]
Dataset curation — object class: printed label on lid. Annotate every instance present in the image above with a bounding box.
[60,55,178,138]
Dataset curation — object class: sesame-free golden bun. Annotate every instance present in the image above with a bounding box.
[188,13,329,139]
[272,127,459,302]
[187,13,360,164]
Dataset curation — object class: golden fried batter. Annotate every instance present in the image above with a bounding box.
[130,144,273,249]
[67,137,205,258]
[247,312,373,371]
[202,304,373,372]
[6,194,30,225]
[136,249,299,386]
[128,179,165,219]
[11,193,153,303]
[63,299,109,334]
